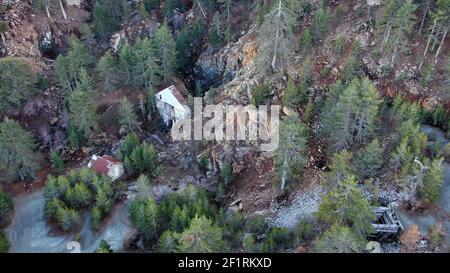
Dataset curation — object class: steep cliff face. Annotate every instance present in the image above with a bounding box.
[0,1,88,69]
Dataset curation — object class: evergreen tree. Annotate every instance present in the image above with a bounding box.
[118,132,140,160]
[282,78,308,109]
[256,0,298,73]
[176,27,192,73]
[97,53,120,93]
[119,97,139,133]
[68,90,98,140]
[0,119,40,181]
[326,150,353,190]
[154,21,177,81]
[313,224,366,253]
[356,138,383,179]
[274,114,308,191]
[156,230,180,253]
[95,240,113,253]
[65,183,92,209]
[419,157,444,204]
[310,6,331,45]
[119,42,137,87]
[0,187,13,226]
[92,0,124,41]
[0,57,36,112]
[74,67,95,95]
[322,78,381,151]
[133,38,161,90]
[81,24,96,58]
[299,28,313,56]
[56,205,81,231]
[50,149,64,173]
[124,142,158,175]
[176,215,229,253]
[129,197,158,241]
[317,176,374,237]
[0,231,9,253]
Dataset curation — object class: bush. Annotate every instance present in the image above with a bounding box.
[268,227,292,249]
[50,150,64,173]
[0,188,13,226]
[124,141,158,175]
[220,162,233,185]
[247,215,266,234]
[251,83,270,106]
[0,231,9,253]
[56,206,81,231]
[96,239,113,253]
[294,220,313,243]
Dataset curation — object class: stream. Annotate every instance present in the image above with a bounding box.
[5,190,133,253]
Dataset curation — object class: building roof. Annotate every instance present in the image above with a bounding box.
[88,155,122,175]
[156,85,188,105]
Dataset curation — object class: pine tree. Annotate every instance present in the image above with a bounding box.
[119,42,137,87]
[133,38,161,90]
[124,142,158,175]
[154,21,177,81]
[136,174,151,199]
[313,224,366,253]
[50,150,64,173]
[176,215,229,253]
[419,157,444,204]
[310,5,331,45]
[282,78,308,109]
[95,240,113,253]
[119,97,139,133]
[326,150,353,190]
[97,53,120,93]
[68,90,98,140]
[118,132,140,160]
[256,0,298,73]
[379,0,418,65]
[317,176,374,237]
[65,183,92,209]
[176,27,192,73]
[92,0,123,41]
[322,78,381,151]
[356,138,383,179]
[0,119,40,181]
[156,230,180,253]
[56,205,81,231]
[0,187,13,226]
[274,114,308,192]
[0,57,36,112]
[299,28,313,56]
[0,231,9,253]
[74,67,95,95]
[129,197,158,241]
[81,24,96,58]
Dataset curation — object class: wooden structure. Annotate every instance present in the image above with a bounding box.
[370,207,404,240]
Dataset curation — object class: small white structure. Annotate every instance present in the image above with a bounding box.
[155,85,191,127]
[87,155,125,181]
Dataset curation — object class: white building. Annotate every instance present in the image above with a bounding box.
[155,85,191,127]
[87,155,125,181]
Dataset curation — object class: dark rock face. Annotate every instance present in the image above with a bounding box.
[194,46,226,93]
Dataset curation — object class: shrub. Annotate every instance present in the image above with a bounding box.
[0,188,13,226]
[0,231,9,253]
[247,215,266,234]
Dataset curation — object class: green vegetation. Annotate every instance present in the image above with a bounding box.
[0,119,40,182]
[0,58,36,112]
[0,188,13,226]
[44,168,115,231]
